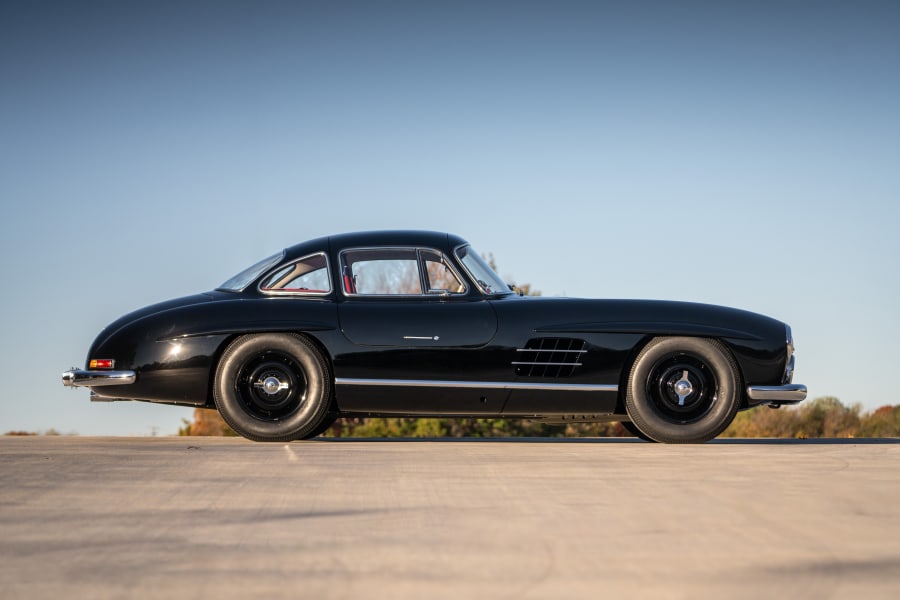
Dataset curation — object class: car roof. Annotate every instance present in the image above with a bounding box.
[283,230,469,260]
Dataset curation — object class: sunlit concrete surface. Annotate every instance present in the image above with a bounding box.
[1,436,898,599]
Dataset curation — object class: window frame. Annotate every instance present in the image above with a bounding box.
[257,252,333,296]
[339,246,469,298]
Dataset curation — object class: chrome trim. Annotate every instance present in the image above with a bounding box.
[511,361,584,367]
[783,354,796,384]
[673,370,693,406]
[62,369,136,387]
[746,384,807,405]
[89,391,125,402]
[515,348,586,353]
[783,324,796,384]
[335,378,617,392]
[259,252,333,296]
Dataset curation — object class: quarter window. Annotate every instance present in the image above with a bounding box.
[260,253,331,294]
[421,250,466,294]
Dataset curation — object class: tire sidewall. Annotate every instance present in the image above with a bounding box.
[214,333,332,442]
[626,337,740,443]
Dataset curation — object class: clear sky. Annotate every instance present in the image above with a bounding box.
[1,1,898,435]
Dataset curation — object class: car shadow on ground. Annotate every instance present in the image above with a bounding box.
[310,437,900,445]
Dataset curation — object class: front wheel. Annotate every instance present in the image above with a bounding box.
[214,333,332,442]
[625,337,741,443]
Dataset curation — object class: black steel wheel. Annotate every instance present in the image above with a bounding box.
[625,337,740,443]
[214,333,332,442]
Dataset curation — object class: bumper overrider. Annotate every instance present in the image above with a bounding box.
[62,369,136,387]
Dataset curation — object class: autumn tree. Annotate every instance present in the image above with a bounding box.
[179,408,236,436]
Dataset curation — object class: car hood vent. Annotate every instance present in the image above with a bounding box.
[513,338,587,378]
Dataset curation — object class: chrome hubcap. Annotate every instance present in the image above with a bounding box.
[256,375,289,396]
[673,370,693,406]
[240,357,307,420]
[648,355,717,422]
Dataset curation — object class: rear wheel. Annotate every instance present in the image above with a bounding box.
[625,337,740,443]
[214,333,332,442]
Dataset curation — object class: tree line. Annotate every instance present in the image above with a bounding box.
[179,396,900,439]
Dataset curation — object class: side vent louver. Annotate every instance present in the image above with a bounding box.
[513,338,587,378]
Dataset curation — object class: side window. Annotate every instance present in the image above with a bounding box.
[342,249,422,295]
[260,253,331,294]
[340,248,467,296]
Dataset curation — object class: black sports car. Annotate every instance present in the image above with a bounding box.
[62,230,806,443]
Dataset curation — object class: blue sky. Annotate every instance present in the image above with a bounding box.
[1,1,898,435]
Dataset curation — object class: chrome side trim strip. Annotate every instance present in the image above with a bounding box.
[335,378,617,392]
[62,369,136,387]
[515,348,586,353]
[746,384,807,405]
[511,362,584,367]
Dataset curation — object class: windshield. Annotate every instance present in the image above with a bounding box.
[217,251,285,292]
[455,245,511,296]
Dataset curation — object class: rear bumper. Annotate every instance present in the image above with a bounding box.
[746,383,807,406]
[62,369,136,387]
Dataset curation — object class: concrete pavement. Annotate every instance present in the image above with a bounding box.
[1,436,898,599]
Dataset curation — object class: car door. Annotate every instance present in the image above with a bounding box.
[334,247,504,413]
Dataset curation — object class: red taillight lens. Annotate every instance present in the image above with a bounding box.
[89,359,115,369]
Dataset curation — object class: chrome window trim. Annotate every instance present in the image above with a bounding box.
[339,246,469,298]
[258,252,333,297]
[452,243,513,297]
[335,377,617,392]
[418,247,470,296]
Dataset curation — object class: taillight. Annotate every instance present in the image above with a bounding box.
[89,359,115,369]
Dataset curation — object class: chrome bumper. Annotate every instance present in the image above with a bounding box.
[746,384,807,406]
[62,369,136,387]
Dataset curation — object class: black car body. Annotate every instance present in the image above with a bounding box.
[62,231,806,443]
